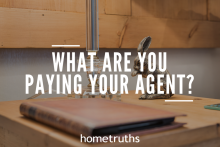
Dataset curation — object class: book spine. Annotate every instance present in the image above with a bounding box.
[20,103,92,137]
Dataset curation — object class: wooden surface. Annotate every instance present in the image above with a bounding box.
[105,0,131,16]
[208,0,220,21]
[132,0,207,20]
[0,91,220,147]
[1,7,220,49]
[0,0,220,48]
[0,0,106,13]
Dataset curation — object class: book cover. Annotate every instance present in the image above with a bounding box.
[20,98,186,137]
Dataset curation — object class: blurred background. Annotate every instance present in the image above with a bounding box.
[0,0,220,101]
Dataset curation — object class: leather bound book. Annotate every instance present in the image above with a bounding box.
[20,99,186,137]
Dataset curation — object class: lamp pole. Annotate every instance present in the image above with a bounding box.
[86,0,99,52]
[85,0,99,89]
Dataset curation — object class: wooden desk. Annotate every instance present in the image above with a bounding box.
[0,91,220,147]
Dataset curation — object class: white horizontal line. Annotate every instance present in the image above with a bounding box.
[52,45,80,47]
[165,100,193,102]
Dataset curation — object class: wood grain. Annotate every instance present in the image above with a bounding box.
[132,0,207,20]
[0,0,106,14]
[1,7,220,49]
[0,91,220,147]
[181,138,220,147]
[191,0,207,20]
[0,0,220,48]
[121,16,220,48]
[105,0,131,16]
[0,7,128,48]
[208,0,220,21]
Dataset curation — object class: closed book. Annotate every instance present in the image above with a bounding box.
[20,98,185,137]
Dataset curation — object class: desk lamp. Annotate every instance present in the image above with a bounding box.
[75,0,121,100]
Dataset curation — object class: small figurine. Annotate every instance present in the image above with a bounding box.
[131,37,174,100]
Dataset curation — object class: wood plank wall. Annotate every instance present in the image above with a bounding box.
[0,0,220,48]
